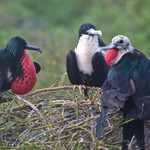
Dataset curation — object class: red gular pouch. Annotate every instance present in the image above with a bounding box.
[105,49,119,67]
[11,51,37,95]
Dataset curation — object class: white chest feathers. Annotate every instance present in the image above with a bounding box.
[75,35,100,75]
[7,68,13,82]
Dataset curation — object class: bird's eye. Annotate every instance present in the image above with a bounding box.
[119,40,123,44]
[83,26,87,30]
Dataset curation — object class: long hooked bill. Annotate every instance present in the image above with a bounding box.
[25,44,42,54]
[87,28,102,37]
[100,43,118,51]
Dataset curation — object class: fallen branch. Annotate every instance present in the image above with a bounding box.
[24,85,101,97]
[16,95,48,124]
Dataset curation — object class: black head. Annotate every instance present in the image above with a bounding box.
[6,37,42,57]
[79,23,96,38]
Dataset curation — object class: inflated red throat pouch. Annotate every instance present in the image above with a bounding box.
[105,49,119,67]
[11,51,37,95]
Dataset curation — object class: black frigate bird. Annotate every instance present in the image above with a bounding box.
[96,35,150,150]
[66,23,109,97]
[0,36,42,96]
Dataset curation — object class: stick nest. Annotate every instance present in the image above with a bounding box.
[0,82,150,150]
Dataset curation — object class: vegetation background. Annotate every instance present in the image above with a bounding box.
[0,0,150,90]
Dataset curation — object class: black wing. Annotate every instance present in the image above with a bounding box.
[96,99,108,140]
[98,37,105,47]
[122,96,145,149]
[102,74,136,109]
[66,50,81,85]
[96,78,136,141]
[33,61,41,74]
[92,52,109,87]
[0,77,3,91]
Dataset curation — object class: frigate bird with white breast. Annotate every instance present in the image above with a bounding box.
[66,23,109,97]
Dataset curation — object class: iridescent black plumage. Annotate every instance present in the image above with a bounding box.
[0,37,42,93]
[96,35,150,150]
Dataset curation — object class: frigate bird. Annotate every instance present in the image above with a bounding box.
[66,23,109,97]
[0,36,42,95]
[96,35,150,150]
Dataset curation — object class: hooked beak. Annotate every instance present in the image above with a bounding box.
[100,43,118,51]
[87,28,102,37]
[25,44,42,54]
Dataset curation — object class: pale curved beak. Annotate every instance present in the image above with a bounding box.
[87,28,102,37]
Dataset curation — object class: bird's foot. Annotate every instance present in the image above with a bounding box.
[96,87,102,96]
[73,85,85,95]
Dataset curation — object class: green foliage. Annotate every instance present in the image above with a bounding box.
[0,120,3,125]
[4,125,12,130]
[0,0,150,89]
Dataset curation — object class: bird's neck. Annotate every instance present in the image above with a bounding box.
[14,50,26,77]
[77,35,99,50]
